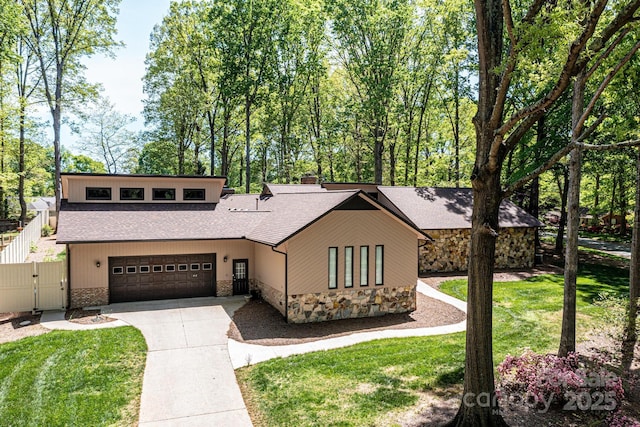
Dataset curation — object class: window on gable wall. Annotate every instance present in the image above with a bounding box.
[360,246,369,286]
[328,247,338,289]
[345,246,353,288]
[375,245,384,285]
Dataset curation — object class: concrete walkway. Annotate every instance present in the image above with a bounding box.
[44,296,253,427]
[40,282,468,426]
[577,236,631,259]
[227,281,467,369]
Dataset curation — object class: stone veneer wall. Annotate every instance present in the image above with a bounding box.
[419,227,536,274]
[216,280,233,297]
[287,286,416,324]
[70,288,109,308]
[253,280,285,315]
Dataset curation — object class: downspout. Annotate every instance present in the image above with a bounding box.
[66,244,71,309]
[272,246,288,322]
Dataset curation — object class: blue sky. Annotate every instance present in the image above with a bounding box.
[83,0,172,120]
[60,0,172,150]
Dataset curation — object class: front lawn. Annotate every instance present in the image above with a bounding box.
[237,264,629,426]
[0,327,146,426]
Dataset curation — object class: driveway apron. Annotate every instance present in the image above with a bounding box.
[102,296,252,427]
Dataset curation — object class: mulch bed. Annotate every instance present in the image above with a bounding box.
[0,311,48,344]
[227,292,465,346]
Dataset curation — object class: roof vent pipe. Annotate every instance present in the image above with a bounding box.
[256,198,259,210]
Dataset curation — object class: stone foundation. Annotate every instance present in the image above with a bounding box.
[287,286,416,324]
[254,280,285,315]
[419,227,535,274]
[216,280,233,297]
[70,287,109,308]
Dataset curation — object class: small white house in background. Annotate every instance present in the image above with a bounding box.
[28,196,57,228]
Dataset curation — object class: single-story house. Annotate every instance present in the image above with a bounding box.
[57,173,425,323]
[28,196,57,228]
[376,186,542,274]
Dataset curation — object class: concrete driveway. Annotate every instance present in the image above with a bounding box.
[101,296,252,427]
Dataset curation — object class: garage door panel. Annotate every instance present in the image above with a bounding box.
[109,253,216,303]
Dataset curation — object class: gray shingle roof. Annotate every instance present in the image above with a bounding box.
[245,191,358,245]
[56,201,268,243]
[377,186,542,230]
[57,191,363,245]
[263,183,326,195]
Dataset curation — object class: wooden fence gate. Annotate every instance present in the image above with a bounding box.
[0,261,67,313]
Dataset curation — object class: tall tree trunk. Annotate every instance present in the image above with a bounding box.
[622,148,640,376]
[221,107,231,177]
[374,131,383,184]
[559,73,585,358]
[559,147,581,357]
[529,116,545,250]
[18,100,27,226]
[555,168,569,254]
[593,172,600,216]
[609,176,617,229]
[448,0,507,422]
[403,109,414,185]
[454,66,461,188]
[0,71,5,219]
[619,171,627,236]
[413,108,425,187]
[245,95,251,193]
[389,129,399,186]
[207,109,216,176]
[53,100,62,229]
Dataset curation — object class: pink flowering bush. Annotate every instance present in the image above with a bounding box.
[497,349,624,413]
[607,413,640,427]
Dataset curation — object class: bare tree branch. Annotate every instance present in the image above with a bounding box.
[584,28,629,82]
[576,112,606,142]
[575,39,640,137]
[493,0,608,142]
[504,138,640,197]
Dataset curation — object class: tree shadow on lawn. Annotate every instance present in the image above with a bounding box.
[524,263,628,305]
[577,263,629,304]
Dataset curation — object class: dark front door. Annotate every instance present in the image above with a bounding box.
[232,259,249,295]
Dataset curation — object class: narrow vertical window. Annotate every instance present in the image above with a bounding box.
[375,245,384,285]
[328,247,338,289]
[344,246,354,288]
[360,246,369,286]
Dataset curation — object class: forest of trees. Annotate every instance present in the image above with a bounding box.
[3,0,640,424]
[0,0,637,233]
[0,0,638,226]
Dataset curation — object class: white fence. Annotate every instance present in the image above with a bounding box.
[0,261,67,312]
[0,211,49,264]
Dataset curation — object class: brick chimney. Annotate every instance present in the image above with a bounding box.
[300,173,318,185]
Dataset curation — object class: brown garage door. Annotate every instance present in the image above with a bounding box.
[109,253,216,303]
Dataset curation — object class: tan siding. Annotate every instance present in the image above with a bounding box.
[69,239,254,291]
[254,243,285,292]
[63,175,224,203]
[287,210,417,295]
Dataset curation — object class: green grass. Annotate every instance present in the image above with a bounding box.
[238,264,629,426]
[578,246,629,263]
[579,230,632,243]
[44,248,66,262]
[0,327,146,426]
